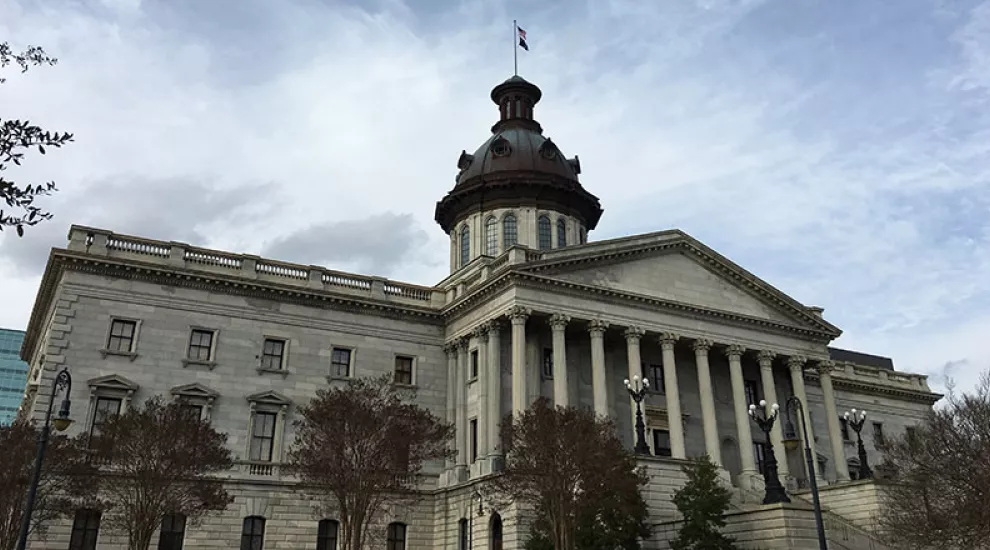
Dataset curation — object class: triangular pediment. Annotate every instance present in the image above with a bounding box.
[519,230,841,337]
[246,390,292,406]
[170,382,218,399]
[87,374,139,392]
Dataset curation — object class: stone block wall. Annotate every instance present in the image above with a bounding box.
[797,480,883,534]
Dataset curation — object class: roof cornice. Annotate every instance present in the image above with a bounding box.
[806,371,943,405]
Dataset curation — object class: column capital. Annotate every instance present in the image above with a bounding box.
[483,318,503,334]
[443,342,459,356]
[548,313,571,330]
[787,355,807,371]
[757,349,777,366]
[588,319,610,336]
[692,339,714,354]
[473,324,490,342]
[456,337,471,352]
[658,332,680,349]
[815,359,836,375]
[623,326,645,341]
[723,344,746,359]
[508,306,531,325]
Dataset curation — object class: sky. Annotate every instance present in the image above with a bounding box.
[1,0,988,396]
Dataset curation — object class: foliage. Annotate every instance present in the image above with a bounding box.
[285,374,454,550]
[88,395,233,550]
[495,397,650,550]
[669,457,737,550]
[877,370,990,550]
[0,419,97,550]
[0,42,72,235]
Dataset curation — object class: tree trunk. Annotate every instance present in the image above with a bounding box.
[129,524,156,550]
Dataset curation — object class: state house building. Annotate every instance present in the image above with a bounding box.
[19,75,939,549]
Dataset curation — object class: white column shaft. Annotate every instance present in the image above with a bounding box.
[819,362,849,481]
[456,342,468,471]
[445,345,457,470]
[477,330,489,465]
[625,329,644,446]
[487,322,503,458]
[510,309,530,416]
[589,321,609,417]
[727,347,757,474]
[759,351,788,477]
[788,357,825,482]
[660,334,686,459]
[550,315,570,407]
[694,341,720,465]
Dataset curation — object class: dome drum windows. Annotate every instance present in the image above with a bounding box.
[557,218,567,248]
[537,215,552,251]
[459,225,471,267]
[503,214,518,248]
[485,216,498,256]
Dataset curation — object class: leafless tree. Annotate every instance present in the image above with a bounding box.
[88,396,233,550]
[877,370,990,550]
[0,420,96,550]
[285,374,454,550]
[493,397,649,550]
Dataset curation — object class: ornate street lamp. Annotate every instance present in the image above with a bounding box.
[787,396,829,550]
[748,400,791,504]
[16,368,74,550]
[624,375,652,455]
[843,409,873,479]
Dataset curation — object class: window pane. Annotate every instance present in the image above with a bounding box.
[485,217,498,256]
[331,348,351,377]
[317,519,339,550]
[394,356,413,385]
[537,216,551,250]
[557,219,566,248]
[503,215,517,247]
[460,226,471,267]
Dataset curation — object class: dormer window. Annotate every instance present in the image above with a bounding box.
[490,137,511,157]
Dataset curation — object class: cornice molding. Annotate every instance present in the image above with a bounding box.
[805,371,942,405]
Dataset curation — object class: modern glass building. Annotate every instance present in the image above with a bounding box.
[0,328,28,424]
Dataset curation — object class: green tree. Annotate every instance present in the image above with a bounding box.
[669,457,737,550]
[1,42,73,235]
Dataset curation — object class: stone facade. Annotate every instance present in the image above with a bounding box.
[17,75,940,549]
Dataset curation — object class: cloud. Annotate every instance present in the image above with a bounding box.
[261,213,432,276]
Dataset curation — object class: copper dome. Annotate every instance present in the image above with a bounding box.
[434,76,603,233]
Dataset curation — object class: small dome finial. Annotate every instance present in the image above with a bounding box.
[490,76,543,133]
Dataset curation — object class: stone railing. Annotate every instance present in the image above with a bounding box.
[67,226,445,309]
[812,359,935,396]
[440,246,539,303]
[232,460,287,479]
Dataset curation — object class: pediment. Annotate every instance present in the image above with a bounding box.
[170,382,219,399]
[246,390,292,406]
[520,231,840,337]
[87,374,139,392]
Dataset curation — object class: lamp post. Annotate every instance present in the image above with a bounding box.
[748,400,790,504]
[844,409,873,479]
[16,368,74,550]
[623,375,652,455]
[786,396,828,550]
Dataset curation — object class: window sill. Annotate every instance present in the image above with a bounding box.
[392,382,418,390]
[182,358,217,370]
[467,376,478,385]
[257,367,289,378]
[327,375,353,384]
[100,349,138,361]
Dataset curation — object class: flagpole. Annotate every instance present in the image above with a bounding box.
[513,19,518,76]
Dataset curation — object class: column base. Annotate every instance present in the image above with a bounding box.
[453,465,468,483]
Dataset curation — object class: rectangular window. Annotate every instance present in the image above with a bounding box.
[187,329,215,361]
[90,397,121,438]
[69,509,101,550]
[249,412,277,462]
[330,347,352,378]
[840,417,850,441]
[906,426,918,446]
[872,422,885,447]
[317,520,339,550]
[542,348,553,379]
[470,418,478,462]
[241,517,266,550]
[394,356,414,385]
[260,338,286,370]
[106,319,136,352]
[744,380,760,406]
[180,403,203,421]
[652,429,672,457]
[642,362,664,392]
[470,349,479,379]
[158,514,186,550]
[753,442,767,476]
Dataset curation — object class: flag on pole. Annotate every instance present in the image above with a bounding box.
[517,25,529,50]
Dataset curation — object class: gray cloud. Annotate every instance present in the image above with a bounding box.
[261,213,430,276]
[0,176,281,275]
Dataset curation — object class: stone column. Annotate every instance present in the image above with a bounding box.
[456,338,469,480]
[509,306,531,416]
[474,325,490,468]
[486,320,503,460]
[659,333,686,459]
[588,319,610,417]
[726,345,757,475]
[788,356,826,482]
[817,359,850,481]
[757,350,788,478]
[693,339,721,465]
[443,343,458,472]
[548,314,571,407]
[624,326,645,446]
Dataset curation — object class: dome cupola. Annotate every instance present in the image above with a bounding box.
[435,76,603,271]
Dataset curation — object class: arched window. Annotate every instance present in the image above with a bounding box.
[386,522,407,550]
[158,514,186,550]
[459,225,470,267]
[458,518,469,550]
[502,214,518,248]
[485,216,498,256]
[556,218,566,248]
[490,513,503,550]
[240,516,266,550]
[537,215,552,250]
[317,519,339,550]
